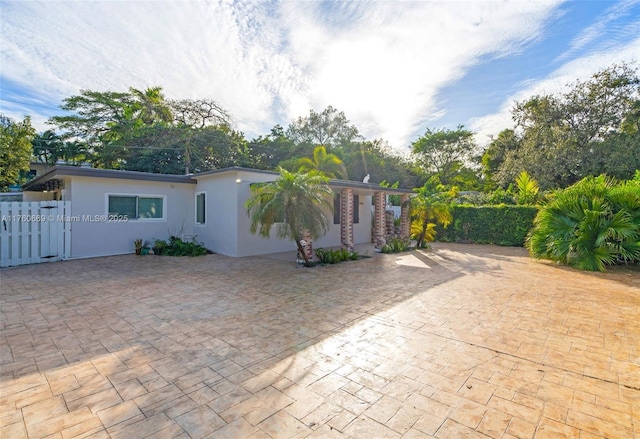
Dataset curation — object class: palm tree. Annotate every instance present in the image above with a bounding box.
[292,145,346,178]
[129,86,173,126]
[410,184,454,248]
[245,168,334,266]
[527,175,640,271]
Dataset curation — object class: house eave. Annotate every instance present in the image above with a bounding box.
[23,166,197,191]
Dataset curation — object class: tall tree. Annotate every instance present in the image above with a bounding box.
[481,129,520,189]
[340,138,424,187]
[494,63,640,189]
[32,130,65,165]
[286,106,361,148]
[0,114,35,190]
[411,125,477,185]
[245,169,334,266]
[170,98,232,128]
[243,125,297,170]
[129,86,173,126]
[48,87,235,172]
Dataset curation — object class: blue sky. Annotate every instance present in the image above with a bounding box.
[1,0,639,151]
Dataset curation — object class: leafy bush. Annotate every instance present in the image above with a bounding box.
[160,236,208,257]
[315,247,359,264]
[381,237,410,253]
[527,175,640,271]
[436,205,538,246]
[152,239,167,255]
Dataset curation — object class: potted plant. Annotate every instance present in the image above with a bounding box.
[134,238,143,255]
[152,238,166,255]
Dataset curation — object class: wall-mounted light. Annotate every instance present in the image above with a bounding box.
[236,178,242,184]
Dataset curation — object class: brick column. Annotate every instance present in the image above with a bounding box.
[373,191,386,248]
[340,188,354,251]
[400,194,410,239]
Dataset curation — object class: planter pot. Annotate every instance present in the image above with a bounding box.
[135,248,142,255]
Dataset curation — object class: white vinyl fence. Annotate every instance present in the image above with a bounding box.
[0,201,71,268]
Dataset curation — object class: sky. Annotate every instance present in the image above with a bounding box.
[1,0,639,153]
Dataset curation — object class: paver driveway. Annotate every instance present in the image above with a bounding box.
[1,243,639,438]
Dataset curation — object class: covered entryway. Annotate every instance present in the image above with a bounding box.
[0,201,71,267]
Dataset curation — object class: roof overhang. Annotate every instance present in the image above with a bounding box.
[22,165,414,196]
[23,166,197,191]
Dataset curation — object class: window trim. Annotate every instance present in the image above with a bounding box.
[195,191,206,225]
[106,193,167,221]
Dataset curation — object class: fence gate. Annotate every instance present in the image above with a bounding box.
[0,201,71,268]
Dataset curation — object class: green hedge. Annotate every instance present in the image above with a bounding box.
[436,205,538,246]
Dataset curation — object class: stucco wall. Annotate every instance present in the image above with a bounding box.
[191,172,242,257]
[66,177,194,259]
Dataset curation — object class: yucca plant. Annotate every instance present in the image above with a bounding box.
[527,175,640,271]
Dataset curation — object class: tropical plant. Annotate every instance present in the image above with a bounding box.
[515,171,540,205]
[288,145,345,178]
[381,237,411,253]
[162,236,208,256]
[315,247,359,264]
[410,180,454,248]
[245,169,334,266]
[527,175,640,271]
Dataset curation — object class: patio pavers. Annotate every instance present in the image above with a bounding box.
[1,243,639,438]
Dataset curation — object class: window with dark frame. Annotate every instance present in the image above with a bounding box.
[196,193,206,225]
[108,195,164,220]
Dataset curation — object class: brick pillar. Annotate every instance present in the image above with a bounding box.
[373,191,386,248]
[400,194,410,239]
[340,188,354,251]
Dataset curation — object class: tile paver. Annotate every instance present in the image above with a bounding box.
[1,243,639,438]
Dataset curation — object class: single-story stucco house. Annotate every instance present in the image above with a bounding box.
[20,166,413,260]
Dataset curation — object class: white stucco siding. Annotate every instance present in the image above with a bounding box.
[67,177,194,259]
[192,173,242,257]
[353,195,373,244]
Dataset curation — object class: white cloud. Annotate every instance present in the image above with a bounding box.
[1,0,564,148]
[470,7,640,147]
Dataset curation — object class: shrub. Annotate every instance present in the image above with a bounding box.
[436,205,538,246]
[315,247,359,264]
[160,236,208,257]
[527,175,640,271]
[381,237,410,253]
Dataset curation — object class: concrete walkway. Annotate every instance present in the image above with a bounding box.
[1,243,638,438]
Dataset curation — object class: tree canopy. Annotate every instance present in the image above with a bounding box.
[411,125,479,187]
[286,106,361,148]
[0,114,35,190]
[488,63,640,189]
[10,61,637,196]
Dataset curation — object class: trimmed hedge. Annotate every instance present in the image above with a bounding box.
[436,205,538,246]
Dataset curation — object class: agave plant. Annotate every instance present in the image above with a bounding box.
[527,175,640,271]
